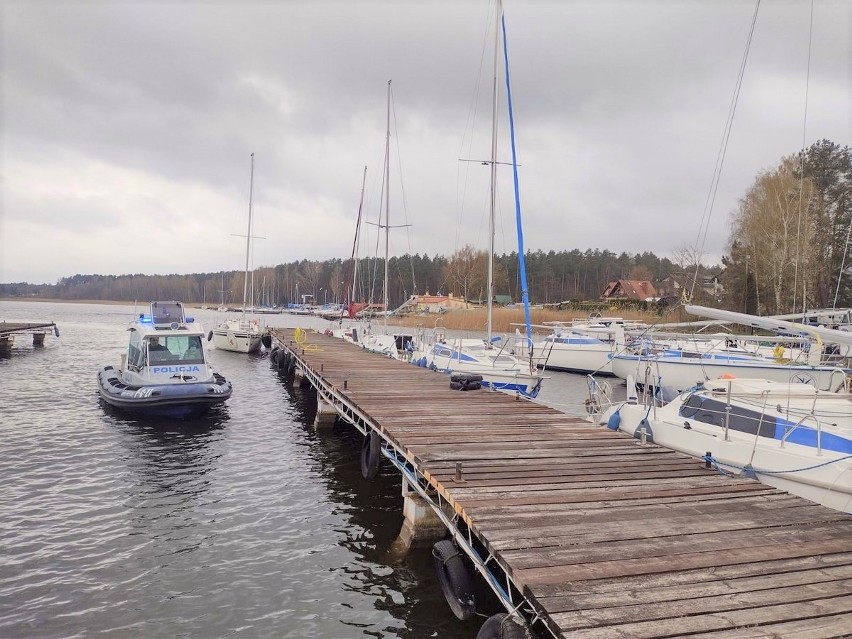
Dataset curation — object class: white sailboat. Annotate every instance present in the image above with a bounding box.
[594,306,852,512]
[411,1,545,397]
[212,153,266,354]
[609,306,852,392]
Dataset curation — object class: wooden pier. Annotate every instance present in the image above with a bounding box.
[271,328,852,639]
[0,321,58,354]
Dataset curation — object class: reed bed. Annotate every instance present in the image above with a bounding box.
[387,306,673,334]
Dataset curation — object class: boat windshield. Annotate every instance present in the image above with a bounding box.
[146,335,205,365]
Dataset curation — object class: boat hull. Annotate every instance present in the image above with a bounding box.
[537,341,614,375]
[611,353,850,392]
[604,398,852,513]
[212,329,263,354]
[97,366,232,418]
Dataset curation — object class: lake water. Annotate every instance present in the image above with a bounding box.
[0,301,623,638]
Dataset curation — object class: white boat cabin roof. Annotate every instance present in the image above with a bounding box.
[130,301,205,338]
[705,377,821,398]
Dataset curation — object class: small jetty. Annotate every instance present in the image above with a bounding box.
[0,321,58,355]
[270,328,852,638]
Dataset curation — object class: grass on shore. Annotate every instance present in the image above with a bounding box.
[387,306,680,334]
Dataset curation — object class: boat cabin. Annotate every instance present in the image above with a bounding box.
[125,301,207,374]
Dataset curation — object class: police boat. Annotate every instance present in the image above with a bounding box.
[97,301,233,418]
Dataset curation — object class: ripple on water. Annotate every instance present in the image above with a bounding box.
[2,303,603,638]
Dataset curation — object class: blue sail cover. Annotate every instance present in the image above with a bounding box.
[500,12,533,350]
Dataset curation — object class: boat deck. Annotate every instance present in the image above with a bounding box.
[271,328,852,638]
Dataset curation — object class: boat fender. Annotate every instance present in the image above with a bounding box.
[270,347,280,366]
[429,363,437,371]
[451,372,484,384]
[659,386,679,403]
[450,381,464,391]
[606,409,621,431]
[261,334,272,349]
[360,431,382,479]
[418,356,427,368]
[634,418,654,443]
[432,540,476,621]
[207,331,213,342]
[476,613,529,639]
[54,326,60,338]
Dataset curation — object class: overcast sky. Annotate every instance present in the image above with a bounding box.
[2,0,850,285]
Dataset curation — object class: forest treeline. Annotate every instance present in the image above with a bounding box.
[0,249,698,311]
[3,140,849,316]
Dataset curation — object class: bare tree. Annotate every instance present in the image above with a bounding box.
[732,157,816,314]
[443,245,487,301]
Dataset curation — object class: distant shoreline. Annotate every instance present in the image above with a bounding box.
[0,298,151,306]
[1,297,669,332]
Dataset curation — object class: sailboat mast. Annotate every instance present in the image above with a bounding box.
[501,6,533,354]
[383,80,391,330]
[242,153,254,319]
[340,166,368,322]
[487,1,500,343]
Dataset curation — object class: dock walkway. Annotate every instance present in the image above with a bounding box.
[271,328,852,639]
[0,321,57,337]
[0,321,58,353]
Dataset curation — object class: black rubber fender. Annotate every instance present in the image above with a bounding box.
[270,347,280,367]
[449,381,464,390]
[450,372,483,384]
[476,613,529,639]
[261,333,273,349]
[360,430,382,479]
[207,330,213,342]
[432,539,475,620]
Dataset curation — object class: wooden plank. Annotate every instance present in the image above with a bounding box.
[466,493,802,527]
[687,612,852,638]
[483,506,849,550]
[530,552,852,597]
[539,564,852,613]
[496,522,851,569]
[562,595,852,639]
[515,538,852,586]
[550,579,852,631]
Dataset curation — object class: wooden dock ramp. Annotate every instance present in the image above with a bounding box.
[271,328,852,639]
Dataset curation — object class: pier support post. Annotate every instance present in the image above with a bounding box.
[32,332,45,347]
[294,365,311,388]
[0,336,12,356]
[314,395,337,430]
[389,479,447,555]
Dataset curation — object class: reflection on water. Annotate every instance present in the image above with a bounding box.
[279,375,483,638]
[0,301,606,638]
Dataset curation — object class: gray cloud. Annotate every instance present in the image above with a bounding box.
[2,0,849,284]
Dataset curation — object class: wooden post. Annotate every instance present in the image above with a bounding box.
[314,395,337,430]
[388,479,447,555]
